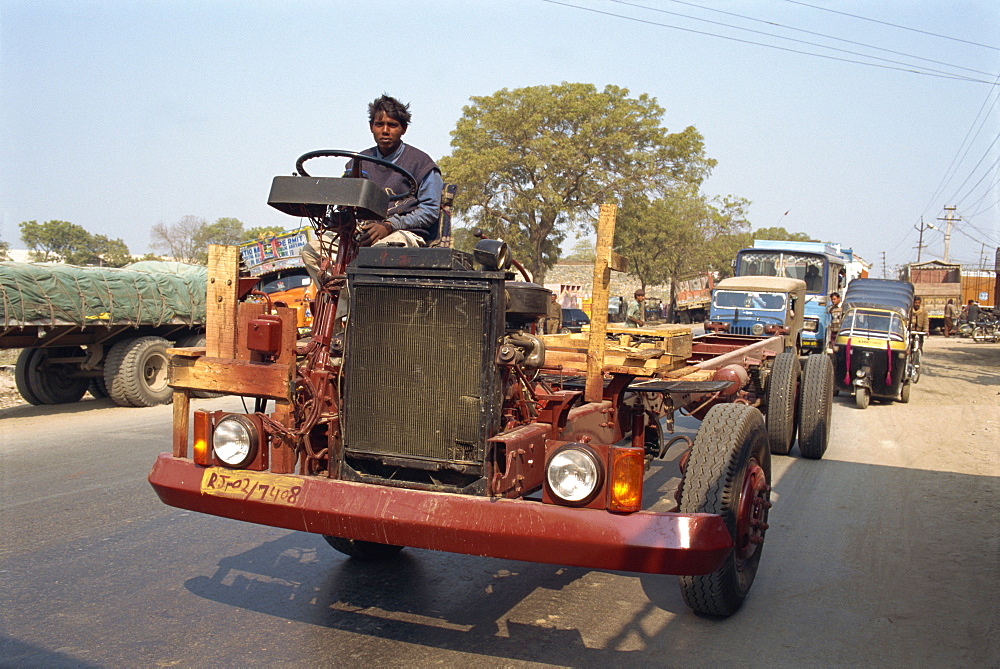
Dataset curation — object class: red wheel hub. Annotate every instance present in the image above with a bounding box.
[735,457,770,562]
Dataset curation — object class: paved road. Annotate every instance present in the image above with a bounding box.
[1,337,997,667]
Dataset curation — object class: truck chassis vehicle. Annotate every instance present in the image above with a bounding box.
[149,151,831,616]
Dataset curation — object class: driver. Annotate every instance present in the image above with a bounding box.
[301,94,443,283]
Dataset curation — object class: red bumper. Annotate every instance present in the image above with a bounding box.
[148,454,733,576]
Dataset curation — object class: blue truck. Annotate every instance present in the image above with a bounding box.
[733,240,858,353]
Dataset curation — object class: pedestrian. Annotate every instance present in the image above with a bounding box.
[827,291,843,349]
[626,289,646,328]
[943,298,956,337]
[967,299,981,324]
[545,293,563,334]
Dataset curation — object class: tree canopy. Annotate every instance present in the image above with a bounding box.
[752,226,819,243]
[150,216,247,264]
[439,83,716,285]
[614,190,751,290]
[19,219,132,267]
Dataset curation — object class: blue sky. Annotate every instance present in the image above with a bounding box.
[2,0,997,275]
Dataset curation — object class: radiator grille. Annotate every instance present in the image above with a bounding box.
[342,277,499,465]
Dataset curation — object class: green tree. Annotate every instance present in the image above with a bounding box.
[192,217,246,264]
[19,219,130,265]
[439,83,716,285]
[244,225,288,241]
[564,238,596,261]
[150,216,245,264]
[0,239,9,261]
[752,226,818,243]
[20,220,91,262]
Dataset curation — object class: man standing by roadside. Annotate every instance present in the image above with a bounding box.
[966,299,981,324]
[827,291,843,351]
[626,289,646,328]
[910,296,930,334]
[545,293,563,334]
[943,298,956,337]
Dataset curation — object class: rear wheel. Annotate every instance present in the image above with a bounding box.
[678,403,771,617]
[88,377,109,399]
[798,354,833,460]
[765,349,800,455]
[323,536,404,561]
[854,387,870,410]
[104,336,173,407]
[15,346,89,405]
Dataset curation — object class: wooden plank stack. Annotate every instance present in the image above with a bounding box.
[542,325,693,376]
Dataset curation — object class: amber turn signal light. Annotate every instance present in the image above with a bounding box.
[609,446,644,513]
[192,410,212,466]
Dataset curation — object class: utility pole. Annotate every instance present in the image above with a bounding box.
[937,206,957,263]
[881,251,888,279]
[914,217,928,262]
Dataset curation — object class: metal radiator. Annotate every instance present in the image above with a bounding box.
[341,264,505,473]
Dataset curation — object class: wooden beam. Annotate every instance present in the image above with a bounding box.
[206,244,239,358]
[586,204,617,402]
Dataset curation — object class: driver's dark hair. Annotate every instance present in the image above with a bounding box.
[369,94,411,129]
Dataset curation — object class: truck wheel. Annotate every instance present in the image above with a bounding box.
[854,387,870,410]
[678,403,770,617]
[88,377,109,399]
[797,354,833,460]
[323,535,404,561]
[16,346,89,405]
[765,349,800,455]
[104,336,173,407]
[14,348,45,405]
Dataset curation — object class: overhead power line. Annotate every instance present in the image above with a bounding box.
[541,0,1000,85]
[782,0,1000,51]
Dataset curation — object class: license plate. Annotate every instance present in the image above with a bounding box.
[200,468,303,506]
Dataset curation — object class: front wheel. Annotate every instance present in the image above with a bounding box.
[854,387,870,410]
[678,404,771,617]
[899,382,911,403]
[323,536,404,561]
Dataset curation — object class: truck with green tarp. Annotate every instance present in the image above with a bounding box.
[0,260,206,407]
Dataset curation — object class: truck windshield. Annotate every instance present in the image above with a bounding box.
[714,291,787,311]
[738,251,824,293]
[841,308,906,341]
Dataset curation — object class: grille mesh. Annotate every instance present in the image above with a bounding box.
[342,280,493,463]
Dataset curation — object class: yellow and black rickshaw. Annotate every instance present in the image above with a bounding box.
[834,278,918,409]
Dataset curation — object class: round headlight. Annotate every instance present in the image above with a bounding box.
[213,415,258,467]
[751,323,765,336]
[546,445,603,505]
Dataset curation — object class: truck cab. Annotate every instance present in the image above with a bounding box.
[707,276,806,352]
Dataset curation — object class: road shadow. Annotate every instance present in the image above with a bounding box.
[0,394,117,419]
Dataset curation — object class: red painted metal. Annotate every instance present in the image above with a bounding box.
[149,454,734,576]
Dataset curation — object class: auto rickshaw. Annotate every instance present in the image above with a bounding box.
[833,278,917,409]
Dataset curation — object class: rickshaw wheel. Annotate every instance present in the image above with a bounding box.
[855,387,870,410]
[899,382,911,404]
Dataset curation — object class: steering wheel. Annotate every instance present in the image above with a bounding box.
[295,149,418,201]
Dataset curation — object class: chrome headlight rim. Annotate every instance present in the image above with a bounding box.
[802,318,819,332]
[751,323,765,336]
[213,414,259,468]
[545,444,604,506]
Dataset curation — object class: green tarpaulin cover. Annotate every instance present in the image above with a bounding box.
[1,261,207,327]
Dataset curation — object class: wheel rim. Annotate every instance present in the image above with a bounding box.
[143,352,169,391]
[735,456,770,564]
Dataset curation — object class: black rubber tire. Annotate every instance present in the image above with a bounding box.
[14,348,45,405]
[899,382,911,404]
[910,350,922,384]
[765,349,800,455]
[855,387,870,410]
[16,347,89,405]
[798,354,833,460]
[323,535,404,561]
[678,403,771,617]
[104,336,173,407]
[88,377,109,399]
